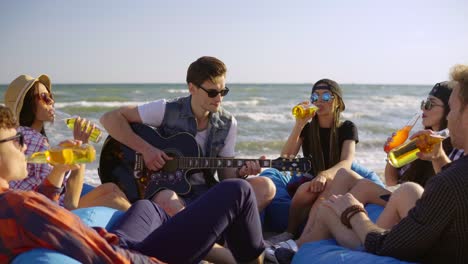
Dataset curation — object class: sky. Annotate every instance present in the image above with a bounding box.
[0,0,467,85]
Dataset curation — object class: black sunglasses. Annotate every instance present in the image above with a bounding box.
[0,132,24,149]
[420,100,443,111]
[36,92,54,105]
[198,85,229,98]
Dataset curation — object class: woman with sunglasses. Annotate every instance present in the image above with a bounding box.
[4,74,131,211]
[262,79,358,247]
[384,81,464,187]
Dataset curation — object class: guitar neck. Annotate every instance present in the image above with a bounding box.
[178,157,272,169]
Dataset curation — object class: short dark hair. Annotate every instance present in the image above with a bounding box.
[0,105,18,129]
[186,56,227,86]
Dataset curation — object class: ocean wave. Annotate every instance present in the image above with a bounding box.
[166,89,189,94]
[55,101,150,108]
[235,112,290,123]
[223,99,262,107]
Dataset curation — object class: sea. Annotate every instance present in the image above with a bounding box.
[0,83,431,186]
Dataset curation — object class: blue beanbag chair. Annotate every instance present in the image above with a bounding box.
[80,183,96,197]
[293,239,414,264]
[292,204,415,264]
[11,207,124,264]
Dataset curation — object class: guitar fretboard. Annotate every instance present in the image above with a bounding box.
[134,153,309,172]
[178,157,272,169]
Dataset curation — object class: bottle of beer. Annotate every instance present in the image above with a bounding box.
[292,103,318,118]
[54,110,103,143]
[387,128,449,168]
[27,144,96,165]
[65,117,103,143]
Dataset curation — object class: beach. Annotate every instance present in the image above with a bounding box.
[0,83,431,185]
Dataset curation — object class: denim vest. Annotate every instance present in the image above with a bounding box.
[158,95,233,181]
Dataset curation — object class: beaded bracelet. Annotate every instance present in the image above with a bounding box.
[340,205,367,229]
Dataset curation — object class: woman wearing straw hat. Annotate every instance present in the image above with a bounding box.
[4,74,130,211]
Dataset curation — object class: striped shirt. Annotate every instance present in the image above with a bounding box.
[448,148,464,161]
[9,126,68,205]
[0,181,163,264]
[365,154,468,263]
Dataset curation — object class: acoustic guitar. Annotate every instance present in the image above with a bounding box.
[99,123,311,203]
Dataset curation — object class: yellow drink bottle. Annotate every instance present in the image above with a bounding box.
[65,117,103,143]
[387,128,449,168]
[27,144,96,165]
[292,103,318,118]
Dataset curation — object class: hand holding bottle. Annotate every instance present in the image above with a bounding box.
[292,101,318,120]
[27,140,96,165]
[54,110,103,143]
[72,117,93,144]
[387,128,449,168]
[411,130,446,161]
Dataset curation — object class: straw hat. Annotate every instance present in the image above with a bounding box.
[4,74,52,120]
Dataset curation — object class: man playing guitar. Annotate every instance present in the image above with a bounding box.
[100,56,276,217]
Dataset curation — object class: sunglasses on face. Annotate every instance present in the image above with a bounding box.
[420,100,443,111]
[198,85,230,98]
[36,92,54,105]
[0,132,24,149]
[311,92,334,103]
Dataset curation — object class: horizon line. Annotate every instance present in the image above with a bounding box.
[0,81,433,86]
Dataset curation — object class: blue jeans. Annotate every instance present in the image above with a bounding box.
[110,179,265,263]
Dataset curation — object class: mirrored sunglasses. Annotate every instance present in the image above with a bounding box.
[199,85,229,98]
[420,100,443,111]
[36,92,54,105]
[0,132,24,149]
[311,92,334,103]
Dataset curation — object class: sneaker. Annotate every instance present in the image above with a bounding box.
[265,239,298,264]
[275,248,296,264]
[265,232,294,247]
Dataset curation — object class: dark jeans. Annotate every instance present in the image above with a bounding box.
[110,179,265,263]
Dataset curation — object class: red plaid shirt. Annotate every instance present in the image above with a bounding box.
[9,126,68,205]
[0,181,163,264]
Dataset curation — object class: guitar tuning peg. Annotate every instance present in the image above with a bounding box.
[289,154,295,159]
[282,166,286,171]
[296,172,302,177]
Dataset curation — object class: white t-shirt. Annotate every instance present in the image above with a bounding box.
[138,99,237,184]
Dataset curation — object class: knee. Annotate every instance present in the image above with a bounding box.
[335,167,352,178]
[330,168,361,188]
[98,182,121,194]
[153,189,178,204]
[392,182,423,202]
[248,176,276,201]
